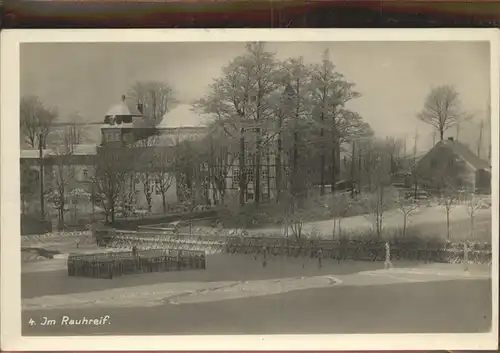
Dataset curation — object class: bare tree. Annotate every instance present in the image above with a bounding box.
[396,197,419,237]
[361,143,393,237]
[464,194,484,269]
[205,129,237,206]
[326,193,353,239]
[20,95,58,148]
[91,147,130,224]
[417,85,470,141]
[46,130,77,229]
[154,146,176,213]
[120,172,138,217]
[65,112,88,145]
[439,187,457,240]
[135,136,158,213]
[282,191,304,245]
[128,81,176,125]
[466,194,484,239]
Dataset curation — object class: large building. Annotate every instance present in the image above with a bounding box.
[20,95,211,221]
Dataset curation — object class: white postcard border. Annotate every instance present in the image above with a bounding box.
[1,28,499,351]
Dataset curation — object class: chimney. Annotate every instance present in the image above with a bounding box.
[137,101,144,114]
[448,137,454,142]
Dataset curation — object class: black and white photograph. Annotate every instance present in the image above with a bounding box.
[1,29,498,351]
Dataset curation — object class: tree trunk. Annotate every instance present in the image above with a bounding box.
[320,153,326,196]
[403,214,407,237]
[446,209,450,239]
[320,114,325,196]
[111,203,115,224]
[275,132,282,203]
[267,153,271,202]
[162,192,167,213]
[350,142,356,198]
[330,143,336,194]
[338,218,342,239]
[440,129,444,141]
[255,128,261,205]
[292,131,298,198]
[220,191,225,206]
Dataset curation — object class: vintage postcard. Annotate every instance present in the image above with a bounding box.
[1,28,499,351]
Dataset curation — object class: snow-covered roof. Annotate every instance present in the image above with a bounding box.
[70,144,98,156]
[21,144,98,159]
[100,123,135,130]
[20,149,52,159]
[105,95,142,118]
[157,104,206,128]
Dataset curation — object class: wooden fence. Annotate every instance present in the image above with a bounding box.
[67,249,206,279]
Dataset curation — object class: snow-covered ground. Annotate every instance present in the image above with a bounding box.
[245,204,492,239]
[22,263,490,311]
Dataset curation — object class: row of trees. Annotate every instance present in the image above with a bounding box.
[192,43,374,212]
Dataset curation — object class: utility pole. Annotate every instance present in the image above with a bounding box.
[207,133,213,205]
[413,129,419,200]
[350,141,356,198]
[239,128,246,207]
[39,132,45,220]
[477,120,484,158]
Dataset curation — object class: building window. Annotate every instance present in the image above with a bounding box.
[246,167,254,183]
[232,169,240,185]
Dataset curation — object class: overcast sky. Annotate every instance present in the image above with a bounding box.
[21,41,491,150]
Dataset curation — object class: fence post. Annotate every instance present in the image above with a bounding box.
[464,241,469,272]
[384,242,393,269]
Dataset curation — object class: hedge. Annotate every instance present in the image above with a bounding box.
[223,235,491,264]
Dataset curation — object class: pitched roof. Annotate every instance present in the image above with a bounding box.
[438,139,490,170]
[105,96,142,117]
